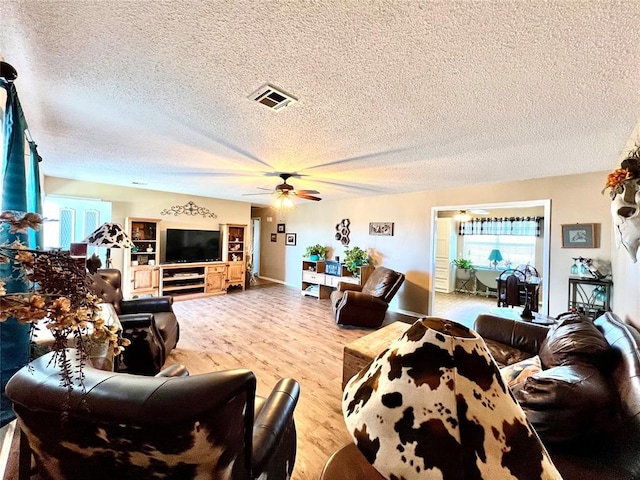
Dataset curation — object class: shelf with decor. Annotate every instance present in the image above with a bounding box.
[301,260,374,299]
[568,276,612,319]
[221,224,247,290]
[124,218,161,298]
[160,262,228,299]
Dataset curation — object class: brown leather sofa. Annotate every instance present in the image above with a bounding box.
[89,268,180,374]
[330,266,405,328]
[475,312,640,480]
[7,349,300,480]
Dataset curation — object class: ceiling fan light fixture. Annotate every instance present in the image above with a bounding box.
[454,210,472,222]
[274,193,294,210]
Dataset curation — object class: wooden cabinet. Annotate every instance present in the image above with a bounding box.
[161,262,228,300]
[124,218,161,298]
[302,260,331,299]
[221,224,247,290]
[301,260,374,300]
[206,264,227,294]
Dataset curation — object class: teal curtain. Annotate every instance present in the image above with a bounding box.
[0,79,39,427]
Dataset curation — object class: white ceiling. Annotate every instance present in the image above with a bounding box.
[1,1,640,207]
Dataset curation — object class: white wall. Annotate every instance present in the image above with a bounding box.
[254,171,615,318]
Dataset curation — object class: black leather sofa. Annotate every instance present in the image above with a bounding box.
[89,268,180,374]
[475,312,640,480]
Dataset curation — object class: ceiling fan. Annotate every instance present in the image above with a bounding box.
[454,209,489,221]
[243,173,322,204]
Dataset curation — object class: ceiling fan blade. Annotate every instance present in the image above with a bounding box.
[295,189,320,195]
[296,193,322,201]
[241,192,273,196]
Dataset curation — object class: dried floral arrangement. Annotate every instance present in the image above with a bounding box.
[0,210,128,395]
[603,144,640,197]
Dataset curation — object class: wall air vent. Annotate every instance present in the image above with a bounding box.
[248,83,298,111]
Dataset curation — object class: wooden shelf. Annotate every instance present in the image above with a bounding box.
[160,262,228,299]
[124,218,161,298]
[301,260,373,300]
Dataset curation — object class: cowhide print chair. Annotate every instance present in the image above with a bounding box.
[6,349,300,480]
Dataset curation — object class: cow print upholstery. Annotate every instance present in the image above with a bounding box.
[342,318,562,479]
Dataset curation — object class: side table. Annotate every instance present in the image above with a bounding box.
[342,321,410,389]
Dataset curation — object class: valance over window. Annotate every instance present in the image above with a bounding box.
[458,217,543,237]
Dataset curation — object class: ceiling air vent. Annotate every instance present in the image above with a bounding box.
[248,84,297,111]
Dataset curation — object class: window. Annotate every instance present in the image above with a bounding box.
[43,197,112,262]
[463,234,536,269]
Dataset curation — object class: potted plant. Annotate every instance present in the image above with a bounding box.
[304,244,329,261]
[451,257,474,279]
[344,246,370,275]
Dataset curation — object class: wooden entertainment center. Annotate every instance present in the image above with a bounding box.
[123,218,247,300]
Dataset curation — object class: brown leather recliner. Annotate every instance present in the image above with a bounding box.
[6,349,300,480]
[88,268,179,374]
[330,266,405,328]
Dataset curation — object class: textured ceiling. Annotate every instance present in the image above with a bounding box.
[1,1,640,206]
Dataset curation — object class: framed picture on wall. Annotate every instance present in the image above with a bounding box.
[369,222,394,236]
[277,223,286,233]
[561,223,598,248]
[285,233,297,246]
[271,233,277,242]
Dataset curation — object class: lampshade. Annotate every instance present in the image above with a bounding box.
[488,249,503,262]
[83,222,134,267]
[83,223,134,248]
[342,318,561,480]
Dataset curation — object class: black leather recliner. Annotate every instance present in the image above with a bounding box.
[7,349,300,480]
[88,268,179,374]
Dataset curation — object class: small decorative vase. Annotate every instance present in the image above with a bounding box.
[310,254,320,261]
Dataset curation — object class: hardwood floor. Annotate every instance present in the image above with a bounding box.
[166,283,496,479]
[167,283,372,480]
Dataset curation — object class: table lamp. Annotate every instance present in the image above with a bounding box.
[488,249,503,269]
[342,318,561,480]
[83,222,134,267]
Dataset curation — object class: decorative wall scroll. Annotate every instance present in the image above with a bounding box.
[160,201,217,218]
[336,218,350,245]
[369,222,394,236]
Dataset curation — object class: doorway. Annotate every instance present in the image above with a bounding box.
[430,200,551,319]
[251,217,261,278]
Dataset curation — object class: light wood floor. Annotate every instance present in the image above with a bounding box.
[166,283,495,480]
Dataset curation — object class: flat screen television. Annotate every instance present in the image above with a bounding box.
[165,229,221,263]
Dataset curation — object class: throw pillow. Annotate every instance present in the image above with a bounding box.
[500,355,542,388]
[538,313,611,369]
